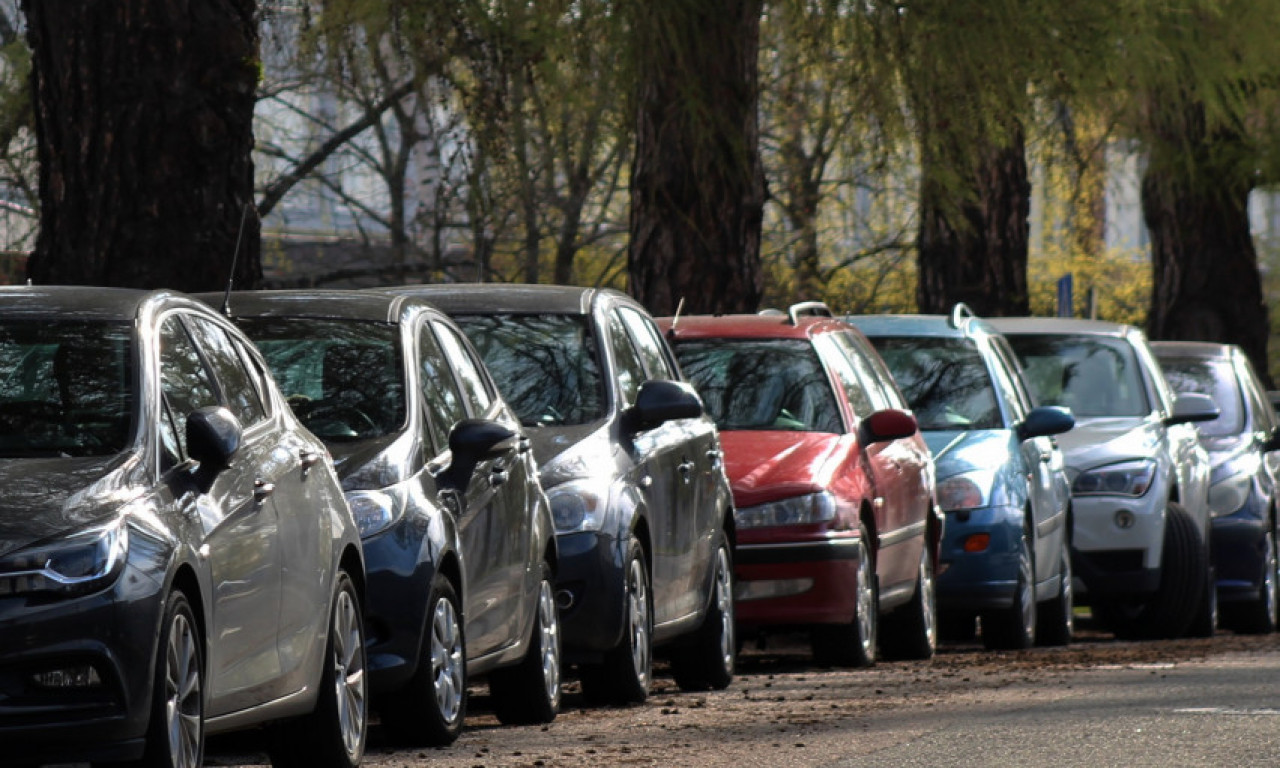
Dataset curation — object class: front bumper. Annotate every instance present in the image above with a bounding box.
[1069,493,1163,597]
[935,505,1023,612]
[361,516,436,695]
[732,531,865,629]
[552,529,626,663]
[1210,485,1271,603]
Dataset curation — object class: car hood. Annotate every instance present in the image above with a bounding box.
[327,431,418,491]
[1053,416,1162,471]
[0,453,146,557]
[534,422,618,488]
[720,430,839,508]
[923,429,1013,479]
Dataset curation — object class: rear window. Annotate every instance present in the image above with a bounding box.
[1158,357,1244,437]
[868,336,1002,430]
[672,338,842,433]
[1004,334,1150,418]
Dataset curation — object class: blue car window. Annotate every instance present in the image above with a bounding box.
[673,339,843,433]
[1159,357,1245,437]
[868,336,1001,431]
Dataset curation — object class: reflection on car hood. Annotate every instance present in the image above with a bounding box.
[720,431,838,507]
[923,429,1013,478]
[535,423,617,487]
[327,431,416,491]
[0,453,143,557]
[1053,416,1161,471]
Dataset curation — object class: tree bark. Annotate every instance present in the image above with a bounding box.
[628,0,766,316]
[1141,99,1270,385]
[22,0,261,290]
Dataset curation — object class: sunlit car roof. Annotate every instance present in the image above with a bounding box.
[662,313,851,341]
[377,283,599,315]
[209,288,411,323]
[0,285,160,319]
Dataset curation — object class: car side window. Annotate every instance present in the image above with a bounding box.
[605,310,646,407]
[433,322,493,417]
[1239,356,1276,434]
[817,334,876,420]
[158,315,220,460]
[184,316,267,427]
[418,323,468,450]
[618,307,678,381]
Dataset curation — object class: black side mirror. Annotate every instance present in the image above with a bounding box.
[622,380,703,433]
[859,408,918,445]
[449,418,518,461]
[1167,392,1220,425]
[1018,405,1075,441]
[186,407,242,491]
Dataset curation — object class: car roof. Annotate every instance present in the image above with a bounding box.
[660,313,852,341]
[373,283,633,316]
[985,316,1135,338]
[1149,340,1235,360]
[845,312,1001,341]
[196,289,421,324]
[0,284,180,321]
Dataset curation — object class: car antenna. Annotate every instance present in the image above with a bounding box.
[666,297,685,340]
[222,202,259,317]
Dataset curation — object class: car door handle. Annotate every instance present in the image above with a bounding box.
[300,449,322,469]
[254,479,275,503]
[490,468,509,487]
[706,449,723,468]
[679,459,696,481]
[517,437,531,454]
[1039,453,1052,463]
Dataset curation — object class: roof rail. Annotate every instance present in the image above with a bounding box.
[788,301,833,325]
[758,308,785,316]
[948,302,976,329]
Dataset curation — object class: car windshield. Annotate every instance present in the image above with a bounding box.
[673,339,842,433]
[868,336,1002,430]
[0,319,132,457]
[453,314,605,426]
[1005,334,1150,418]
[1158,357,1245,437]
[237,318,405,441]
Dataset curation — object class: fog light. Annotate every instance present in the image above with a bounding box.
[963,533,991,553]
[555,589,575,610]
[1114,510,1136,530]
[734,578,813,602]
[31,664,102,689]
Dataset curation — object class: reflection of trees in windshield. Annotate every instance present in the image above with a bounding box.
[870,337,1000,430]
[455,314,604,426]
[240,318,405,441]
[0,320,132,457]
[1005,335,1149,417]
[673,339,841,433]
[1160,358,1243,437]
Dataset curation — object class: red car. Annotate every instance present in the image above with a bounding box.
[660,305,940,666]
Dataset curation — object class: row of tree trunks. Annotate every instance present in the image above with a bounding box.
[23,0,261,291]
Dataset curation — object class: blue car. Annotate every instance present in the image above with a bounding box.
[849,306,1076,648]
[1152,341,1280,634]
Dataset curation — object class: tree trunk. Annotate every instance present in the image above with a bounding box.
[23,0,261,290]
[1142,100,1269,385]
[916,122,1031,317]
[628,0,765,316]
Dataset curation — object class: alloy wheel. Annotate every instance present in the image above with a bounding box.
[430,595,465,725]
[164,611,202,768]
[331,588,367,759]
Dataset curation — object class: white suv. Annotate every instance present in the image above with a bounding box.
[990,318,1219,639]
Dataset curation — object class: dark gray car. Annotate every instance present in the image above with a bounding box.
[376,284,737,705]
[1,287,367,768]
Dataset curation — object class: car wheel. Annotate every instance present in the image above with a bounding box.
[1187,561,1218,638]
[581,537,653,705]
[269,570,367,768]
[137,590,204,768]
[1036,535,1074,646]
[1228,522,1278,634]
[381,574,467,746]
[811,524,876,668]
[671,532,736,691]
[983,528,1035,650]
[881,539,937,660]
[489,561,561,724]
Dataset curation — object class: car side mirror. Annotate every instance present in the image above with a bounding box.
[622,380,704,433]
[1018,405,1075,441]
[186,407,242,489]
[449,418,518,461]
[859,409,918,445]
[1167,392,1219,425]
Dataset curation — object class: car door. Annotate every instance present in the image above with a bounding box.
[158,313,284,716]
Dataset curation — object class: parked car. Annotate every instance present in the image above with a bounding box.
[207,289,561,743]
[990,317,1219,639]
[1,287,367,768]
[662,303,941,666]
[849,306,1076,649]
[376,284,737,704]
[1152,340,1280,634]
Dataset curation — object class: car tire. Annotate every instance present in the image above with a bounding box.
[1187,562,1218,638]
[136,590,204,768]
[580,538,652,705]
[880,540,937,660]
[1227,522,1278,635]
[269,570,367,768]
[489,561,561,724]
[982,527,1036,650]
[670,532,736,691]
[1036,535,1074,647]
[811,524,877,668]
[381,574,467,746]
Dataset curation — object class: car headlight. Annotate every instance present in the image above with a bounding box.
[937,471,993,512]
[0,516,129,597]
[347,486,408,538]
[546,479,611,534]
[1208,473,1253,517]
[1071,459,1157,498]
[735,492,836,529]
